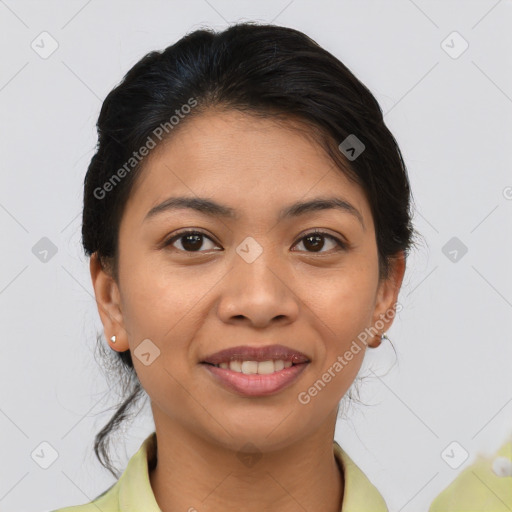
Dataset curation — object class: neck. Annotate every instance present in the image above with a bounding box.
[148,408,344,512]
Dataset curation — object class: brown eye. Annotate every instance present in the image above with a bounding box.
[164,230,219,252]
[293,231,347,253]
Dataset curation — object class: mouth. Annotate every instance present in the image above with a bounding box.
[199,343,311,396]
[202,359,305,374]
[201,360,310,397]
[200,343,310,367]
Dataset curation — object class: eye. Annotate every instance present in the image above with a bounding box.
[292,230,347,253]
[163,229,348,254]
[163,230,220,253]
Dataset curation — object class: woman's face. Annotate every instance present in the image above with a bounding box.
[92,108,404,451]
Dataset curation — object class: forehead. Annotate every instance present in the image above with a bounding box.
[124,109,372,227]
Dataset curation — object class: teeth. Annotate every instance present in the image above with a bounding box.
[215,360,293,374]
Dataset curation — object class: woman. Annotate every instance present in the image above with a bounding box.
[53,22,415,511]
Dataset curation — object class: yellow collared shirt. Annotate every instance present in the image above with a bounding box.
[51,432,388,511]
[429,439,512,511]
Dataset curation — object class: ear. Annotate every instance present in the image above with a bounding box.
[367,251,406,348]
[89,252,129,352]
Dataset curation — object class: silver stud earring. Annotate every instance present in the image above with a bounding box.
[110,335,116,343]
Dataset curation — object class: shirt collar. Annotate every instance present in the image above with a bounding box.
[333,440,388,511]
[115,432,387,511]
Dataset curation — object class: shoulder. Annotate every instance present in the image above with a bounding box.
[429,439,512,511]
[333,440,388,511]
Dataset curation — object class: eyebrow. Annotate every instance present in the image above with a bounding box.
[144,195,365,230]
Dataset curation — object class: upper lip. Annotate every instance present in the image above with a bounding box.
[201,344,310,365]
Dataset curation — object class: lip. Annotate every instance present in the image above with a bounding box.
[202,361,309,397]
[201,344,310,365]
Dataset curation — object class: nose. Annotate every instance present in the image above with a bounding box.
[216,251,300,329]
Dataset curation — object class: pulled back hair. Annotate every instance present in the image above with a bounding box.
[82,21,418,478]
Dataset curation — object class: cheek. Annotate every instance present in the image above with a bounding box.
[119,261,216,392]
[332,282,375,338]
[297,264,377,339]
[120,257,213,341]
[293,263,377,397]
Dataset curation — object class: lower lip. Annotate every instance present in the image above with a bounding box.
[201,362,309,397]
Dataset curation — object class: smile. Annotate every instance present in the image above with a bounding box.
[206,359,295,374]
[201,360,309,397]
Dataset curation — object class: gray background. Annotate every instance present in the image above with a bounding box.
[1,1,511,511]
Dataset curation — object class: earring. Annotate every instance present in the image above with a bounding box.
[110,335,116,344]
[381,332,390,342]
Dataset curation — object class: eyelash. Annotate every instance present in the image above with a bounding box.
[163,229,348,254]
